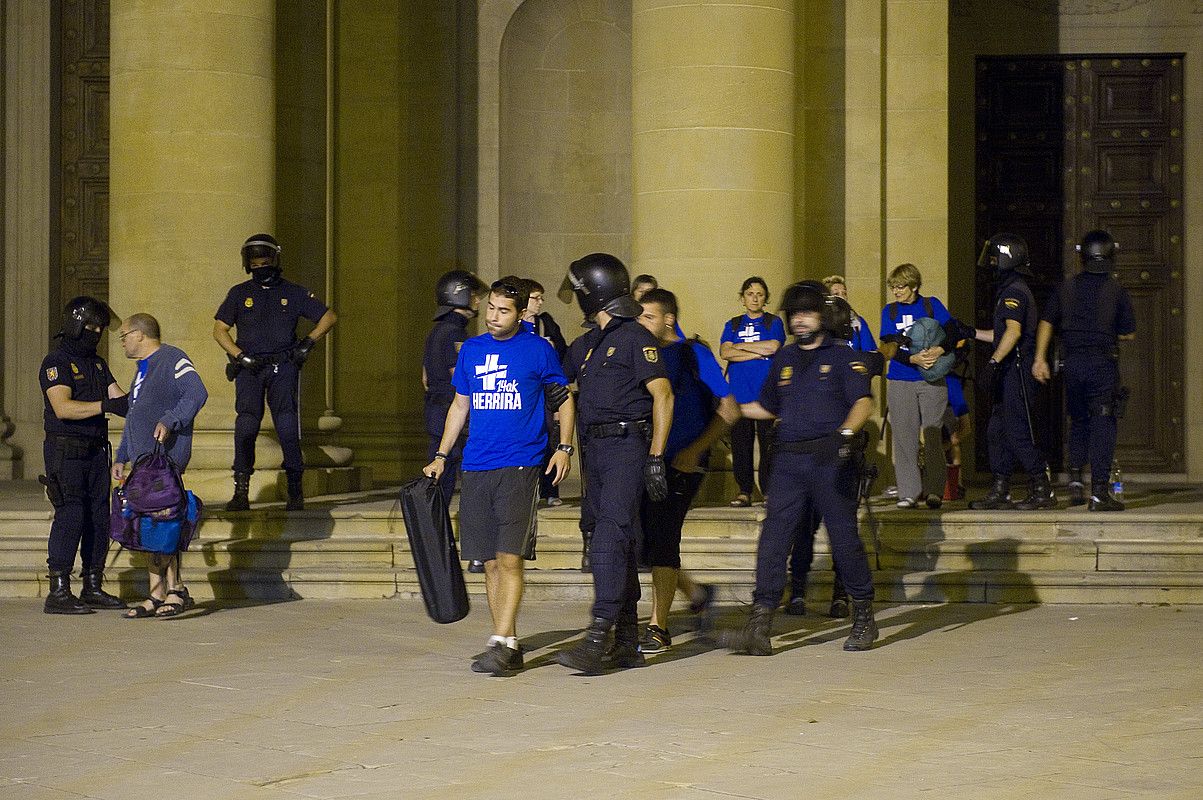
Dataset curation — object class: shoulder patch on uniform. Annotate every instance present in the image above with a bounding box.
[643,346,659,364]
[46,367,58,381]
[1004,298,1020,309]
[820,364,832,374]
[281,298,289,306]
[244,297,254,308]
[850,361,868,374]
[606,346,616,357]
[779,366,794,384]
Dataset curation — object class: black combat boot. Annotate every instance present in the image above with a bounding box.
[606,620,646,669]
[843,597,879,651]
[580,532,593,573]
[555,617,612,674]
[722,604,774,656]
[225,471,251,511]
[969,475,1014,510]
[1067,467,1086,507]
[1014,473,1056,510]
[828,584,850,618]
[1088,482,1125,512]
[44,571,94,615]
[285,470,304,511]
[79,569,126,610]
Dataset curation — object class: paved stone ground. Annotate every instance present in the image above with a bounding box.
[2,598,1201,800]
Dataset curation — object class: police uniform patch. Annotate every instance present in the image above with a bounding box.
[1004,298,1020,310]
[778,366,794,386]
[607,347,616,357]
[245,297,254,308]
[643,346,659,363]
[46,367,58,381]
[281,298,289,306]
[850,361,868,374]
[820,364,832,374]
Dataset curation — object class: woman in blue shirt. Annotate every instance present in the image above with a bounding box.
[719,277,785,506]
[823,275,877,352]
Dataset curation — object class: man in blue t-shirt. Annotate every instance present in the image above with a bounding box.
[425,279,576,676]
[719,277,785,506]
[636,289,741,652]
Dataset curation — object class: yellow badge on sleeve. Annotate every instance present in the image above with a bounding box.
[46,367,58,381]
[850,361,868,374]
[1004,298,1020,310]
[820,364,832,374]
[778,366,794,386]
[244,297,254,308]
[643,347,659,364]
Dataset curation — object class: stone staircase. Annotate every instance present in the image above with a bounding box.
[3,482,1203,605]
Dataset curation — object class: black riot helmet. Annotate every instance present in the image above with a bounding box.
[241,233,281,273]
[434,269,486,320]
[560,252,642,319]
[59,296,116,340]
[977,233,1030,277]
[1077,229,1117,273]
[779,281,830,344]
[825,296,855,342]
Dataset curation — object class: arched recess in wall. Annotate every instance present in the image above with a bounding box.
[498,0,632,321]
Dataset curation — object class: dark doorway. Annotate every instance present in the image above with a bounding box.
[974,55,1184,474]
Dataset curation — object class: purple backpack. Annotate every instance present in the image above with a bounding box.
[124,445,185,514]
[109,444,203,553]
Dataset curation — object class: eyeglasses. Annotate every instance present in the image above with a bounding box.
[491,281,521,297]
[118,330,136,340]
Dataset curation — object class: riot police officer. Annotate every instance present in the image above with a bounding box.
[423,269,486,502]
[213,234,338,511]
[556,253,673,674]
[970,233,1054,510]
[39,297,128,614]
[1033,230,1136,510]
[724,283,878,653]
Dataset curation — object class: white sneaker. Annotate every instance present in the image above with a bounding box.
[896,497,918,509]
[884,485,898,498]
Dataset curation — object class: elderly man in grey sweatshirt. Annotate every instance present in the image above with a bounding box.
[112,313,208,618]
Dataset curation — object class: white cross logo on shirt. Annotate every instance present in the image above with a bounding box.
[738,323,760,343]
[895,313,915,335]
[475,353,508,390]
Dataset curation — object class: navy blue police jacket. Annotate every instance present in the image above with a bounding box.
[40,344,115,438]
[992,273,1037,360]
[424,311,471,397]
[758,338,872,442]
[214,278,328,356]
[565,317,668,427]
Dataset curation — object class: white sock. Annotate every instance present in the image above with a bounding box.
[505,636,519,650]
[488,635,506,647]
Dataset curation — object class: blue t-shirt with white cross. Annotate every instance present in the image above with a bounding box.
[451,329,568,471]
[720,313,786,403]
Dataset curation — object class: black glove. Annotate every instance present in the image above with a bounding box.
[543,382,569,412]
[644,455,668,502]
[291,336,317,365]
[980,358,998,401]
[225,357,241,382]
[837,430,855,461]
[237,352,263,373]
[100,395,129,417]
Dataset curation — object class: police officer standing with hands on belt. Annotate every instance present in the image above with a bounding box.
[1032,230,1136,510]
[556,253,673,674]
[38,297,129,614]
[213,234,337,511]
[970,233,1055,511]
[723,283,879,654]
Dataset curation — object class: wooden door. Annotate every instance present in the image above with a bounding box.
[974,55,1185,473]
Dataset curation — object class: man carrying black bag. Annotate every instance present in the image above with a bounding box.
[424,278,575,676]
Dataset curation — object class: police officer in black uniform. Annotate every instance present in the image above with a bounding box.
[213,234,337,511]
[39,297,128,614]
[724,283,878,654]
[556,253,673,674]
[1033,230,1136,511]
[423,269,486,502]
[970,233,1054,510]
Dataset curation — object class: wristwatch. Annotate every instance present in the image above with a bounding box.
[556,444,575,456]
[434,451,449,460]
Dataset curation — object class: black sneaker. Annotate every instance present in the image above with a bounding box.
[471,642,523,675]
[467,560,485,574]
[638,625,672,653]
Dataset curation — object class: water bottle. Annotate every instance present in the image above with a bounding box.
[1110,458,1123,502]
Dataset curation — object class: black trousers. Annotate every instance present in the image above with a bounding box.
[640,468,705,569]
[731,417,774,496]
[234,360,303,474]
[987,359,1045,477]
[585,434,645,624]
[754,450,873,607]
[1064,354,1119,484]
[43,438,111,574]
[788,506,847,600]
[424,392,464,500]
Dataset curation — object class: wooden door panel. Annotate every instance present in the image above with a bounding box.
[1095,144,1169,194]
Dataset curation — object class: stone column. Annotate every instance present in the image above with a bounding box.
[631,0,795,328]
[109,2,275,477]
